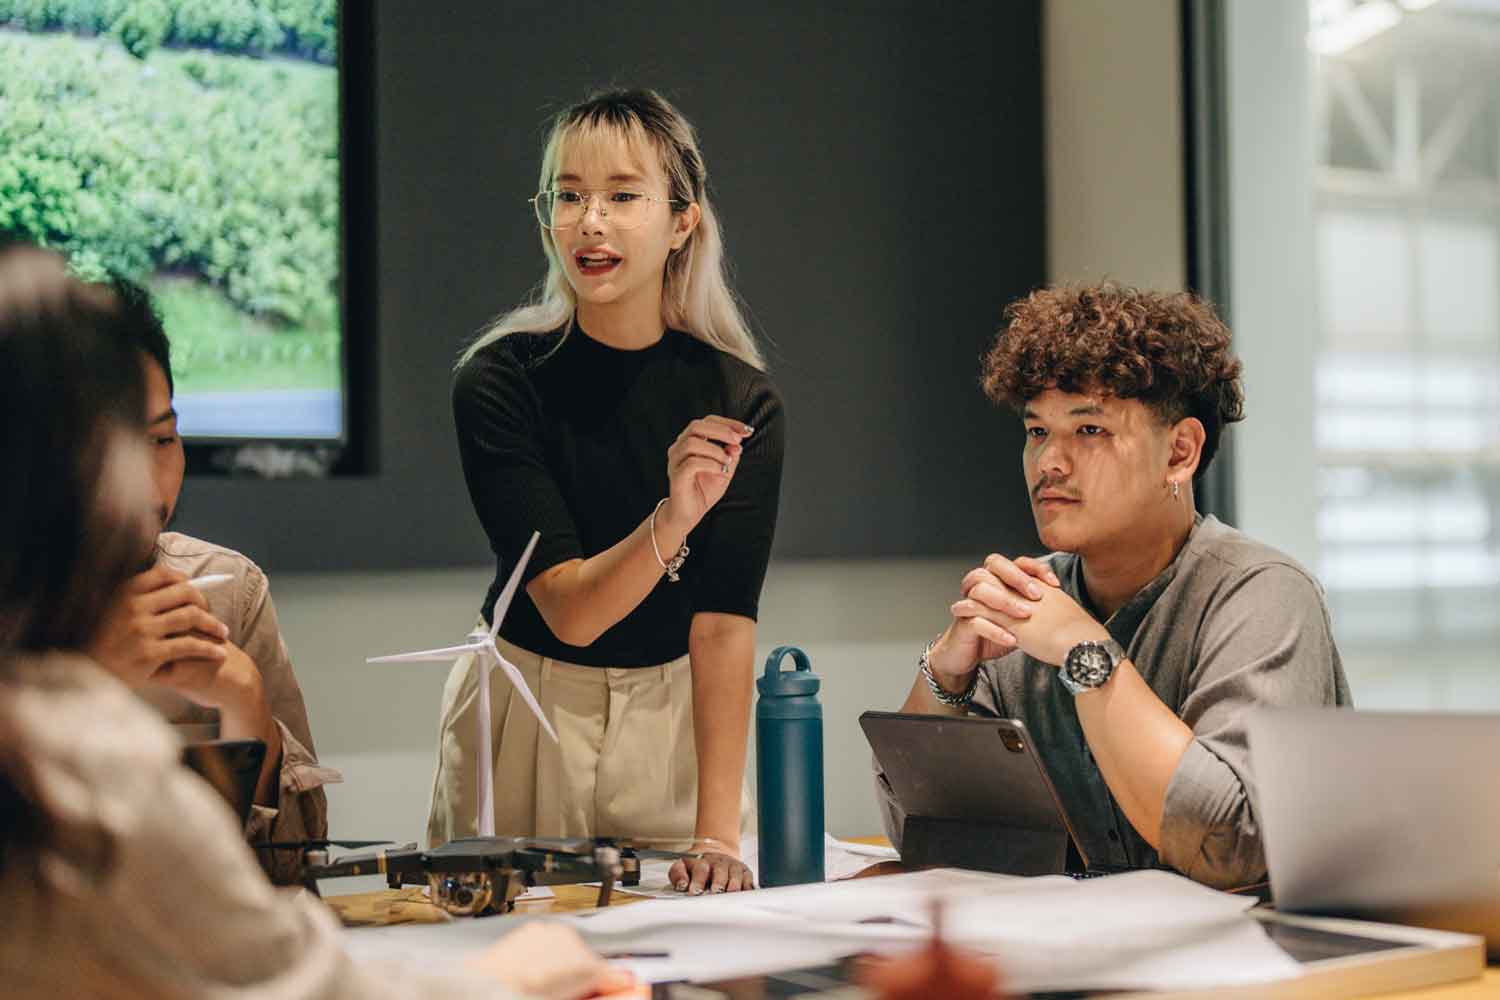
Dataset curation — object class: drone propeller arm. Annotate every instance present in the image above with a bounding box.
[258,839,403,850]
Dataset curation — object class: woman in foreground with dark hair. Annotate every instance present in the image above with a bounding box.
[0,244,631,999]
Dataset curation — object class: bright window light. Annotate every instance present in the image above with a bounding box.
[1310,0,1403,54]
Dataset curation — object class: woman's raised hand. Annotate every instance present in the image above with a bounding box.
[662,415,754,532]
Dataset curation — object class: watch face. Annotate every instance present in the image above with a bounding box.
[1067,643,1115,688]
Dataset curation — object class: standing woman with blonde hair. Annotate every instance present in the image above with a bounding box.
[432,90,784,894]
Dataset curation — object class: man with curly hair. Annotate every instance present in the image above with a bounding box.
[876,284,1350,890]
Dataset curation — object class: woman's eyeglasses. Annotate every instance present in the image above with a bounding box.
[529,189,686,231]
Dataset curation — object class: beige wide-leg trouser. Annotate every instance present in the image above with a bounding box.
[427,633,752,849]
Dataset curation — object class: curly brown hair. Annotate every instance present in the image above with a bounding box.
[981,284,1245,474]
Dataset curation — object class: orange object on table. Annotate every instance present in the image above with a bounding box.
[855,898,1007,1000]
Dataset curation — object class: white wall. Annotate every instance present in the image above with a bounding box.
[273,558,971,849]
[1044,0,1319,570]
[1224,0,1320,570]
[1044,0,1187,290]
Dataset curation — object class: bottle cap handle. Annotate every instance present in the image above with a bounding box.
[764,645,812,678]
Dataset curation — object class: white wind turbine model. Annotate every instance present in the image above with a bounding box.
[367,530,557,837]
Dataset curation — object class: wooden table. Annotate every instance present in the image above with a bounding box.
[325,843,1500,998]
[327,882,646,927]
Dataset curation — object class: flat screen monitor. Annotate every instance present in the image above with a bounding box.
[0,0,368,448]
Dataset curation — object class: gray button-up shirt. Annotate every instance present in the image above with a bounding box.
[877,515,1351,889]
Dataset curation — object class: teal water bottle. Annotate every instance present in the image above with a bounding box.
[756,646,825,887]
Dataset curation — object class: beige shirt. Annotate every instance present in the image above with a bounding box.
[0,655,520,1000]
[140,531,340,883]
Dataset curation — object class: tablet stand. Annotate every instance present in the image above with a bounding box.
[900,816,1068,876]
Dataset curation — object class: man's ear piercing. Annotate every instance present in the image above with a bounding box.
[1169,479,1181,500]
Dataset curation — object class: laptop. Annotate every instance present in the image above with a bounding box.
[1248,708,1500,957]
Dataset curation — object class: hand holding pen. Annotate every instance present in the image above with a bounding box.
[87,563,231,686]
[90,565,280,773]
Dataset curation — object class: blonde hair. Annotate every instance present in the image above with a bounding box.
[460,89,764,370]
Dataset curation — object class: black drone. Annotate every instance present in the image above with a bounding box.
[261,836,687,916]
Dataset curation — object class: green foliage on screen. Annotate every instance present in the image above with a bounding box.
[0,0,334,60]
[111,0,172,58]
[0,6,340,392]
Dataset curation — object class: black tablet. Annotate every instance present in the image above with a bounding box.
[182,738,266,824]
[860,711,1087,876]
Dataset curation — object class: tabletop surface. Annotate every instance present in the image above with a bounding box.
[323,840,1500,998]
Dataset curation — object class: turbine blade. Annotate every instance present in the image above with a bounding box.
[490,531,540,640]
[486,643,559,743]
[367,641,482,663]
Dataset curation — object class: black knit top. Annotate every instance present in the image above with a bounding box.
[453,323,784,667]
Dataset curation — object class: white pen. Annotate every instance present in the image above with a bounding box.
[187,573,234,592]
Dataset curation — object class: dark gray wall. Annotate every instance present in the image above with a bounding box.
[178,0,1046,571]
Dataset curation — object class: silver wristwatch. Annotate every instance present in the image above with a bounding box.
[920,638,978,708]
[1058,637,1126,696]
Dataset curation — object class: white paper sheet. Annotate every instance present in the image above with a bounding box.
[514,885,555,902]
[564,868,1304,992]
[343,868,1305,992]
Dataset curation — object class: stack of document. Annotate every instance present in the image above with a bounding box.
[340,856,1308,993]
[568,868,1303,993]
